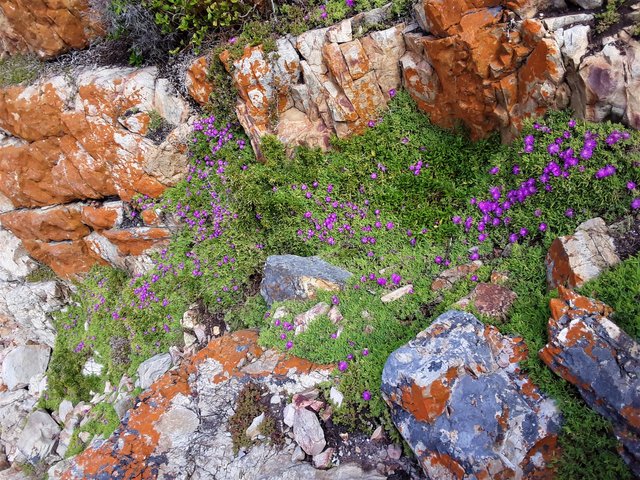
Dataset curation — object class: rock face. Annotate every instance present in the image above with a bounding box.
[0,66,190,277]
[540,287,640,475]
[382,310,562,479]
[546,217,620,289]
[56,330,373,479]
[135,352,173,389]
[0,0,104,58]
[404,0,569,142]
[219,5,407,157]
[1,345,50,391]
[568,34,640,129]
[260,255,352,305]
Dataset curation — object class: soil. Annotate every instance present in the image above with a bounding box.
[612,214,640,260]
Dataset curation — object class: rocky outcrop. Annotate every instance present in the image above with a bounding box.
[260,255,352,305]
[546,217,620,289]
[568,32,640,129]
[0,66,190,277]
[0,0,104,58]
[540,287,640,475]
[56,330,396,479]
[382,310,562,479]
[219,5,406,157]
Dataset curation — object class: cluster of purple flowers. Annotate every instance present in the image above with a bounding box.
[409,159,426,176]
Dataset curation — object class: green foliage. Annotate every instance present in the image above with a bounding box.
[65,403,120,458]
[228,382,283,453]
[25,265,56,283]
[142,0,250,48]
[595,0,624,34]
[147,109,167,133]
[578,254,640,339]
[47,91,640,477]
[0,54,42,87]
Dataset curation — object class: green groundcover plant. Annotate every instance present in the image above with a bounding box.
[47,92,639,478]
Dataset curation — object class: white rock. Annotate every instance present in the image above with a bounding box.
[245,413,265,440]
[292,408,326,456]
[183,331,197,348]
[1,345,50,391]
[543,13,593,31]
[326,19,353,43]
[562,24,590,67]
[329,387,344,408]
[82,357,104,377]
[58,400,74,424]
[136,353,172,389]
[568,0,602,9]
[15,410,60,463]
[381,284,414,303]
[283,404,296,428]
[291,445,306,462]
[153,78,190,126]
[4,281,69,347]
[0,229,38,281]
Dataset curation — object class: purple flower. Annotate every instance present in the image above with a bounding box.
[520,227,529,237]
[377,277,387,286]
[568,119,576,128]
[539,222,548,232]
[389,88,397,97]
[280,333,287,340]
[370,173,377,179]
[452,216,462,225]
[627,181,637,190]
[434,256,443,265]
[471,275,478,282]
[286,341,293,350]
[338,361,348,372]
[345,0,354,6]
[512,165,521,175]
[509,233,518,243]
[391,273,402,285]
[332,295,340,305]
[362,348,369,356]
[565,208,574,218]
[489,166,500,175]
[362,390,372,401]
[632,198,640,210]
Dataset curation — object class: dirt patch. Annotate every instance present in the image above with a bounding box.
[611,214,640,260]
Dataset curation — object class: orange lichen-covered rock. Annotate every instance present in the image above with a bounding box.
[101,227,172,256]
[0,67,190,209]
[185,56,214,105]
[0,205,88,242]
[0,0,104,58]
[60,331,336,479]
[221,11,406,158]
[402,0,569,142]
[540,288,640,475]
[382,310,561,479]
[22,239,106,278]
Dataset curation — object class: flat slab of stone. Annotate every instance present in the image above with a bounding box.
[260,255,352,305]
[382,310,561,479]
[135,353,173,389]
[1,345,50,391]
[16,410,60,464]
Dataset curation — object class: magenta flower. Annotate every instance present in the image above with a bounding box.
[434,256,443,264]
[286,341,293,349]
[539,223,547,232]
[362,348,369,356]
[565,208,574,218]
[627,181,637,190]
[389,88,397,97]
[632,198,640,210]
[471,275,478,282]
[338,361,348,372]
[362,390,372,401]
[332,295,340,305]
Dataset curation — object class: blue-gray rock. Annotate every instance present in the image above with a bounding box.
[382,310,562,479]
[540,287,640,476]
[135,353,173,389]
[260,255,351,305]
[16,410,60,464]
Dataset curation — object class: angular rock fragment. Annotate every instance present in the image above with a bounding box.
[135,353,173,389]
[540,287,640,476]
[1,345,50,391]
[454,282,517,321]
[382,310,561,479]
[260,255,351,305]
[546,218,620,289]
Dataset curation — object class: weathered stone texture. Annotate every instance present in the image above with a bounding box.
[382,310,562,479]
[260,255,352,305]
[540,287,640,476]
[546,217,620,289]
[0,0,104,58]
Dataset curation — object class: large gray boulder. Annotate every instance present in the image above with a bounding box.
[382,310,562,479]
[1,345,50,391]
[260,255,351,306]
